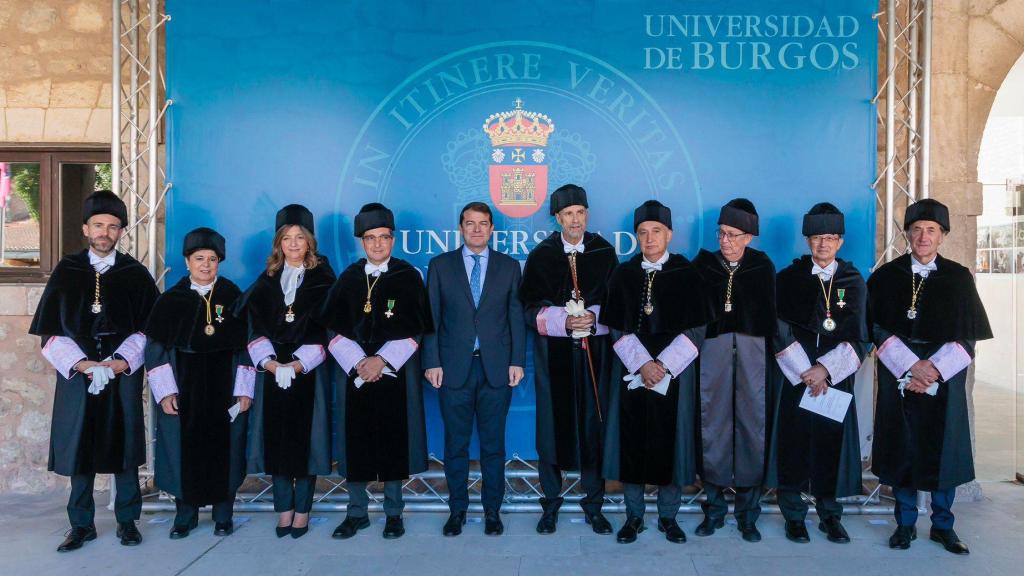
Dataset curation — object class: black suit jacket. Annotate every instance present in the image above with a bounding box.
[422,247,526,388]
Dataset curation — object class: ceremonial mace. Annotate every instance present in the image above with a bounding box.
[568,251,603,422]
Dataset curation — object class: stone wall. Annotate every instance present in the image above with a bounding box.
[0,0,112,493]
[0,0,112,144]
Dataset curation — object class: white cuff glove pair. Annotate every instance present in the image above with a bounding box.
[897,371,938,397]
[565,299,590,340]
[354,367,396,389]
[623,372,670,396]
[85,365,117,395]
[275,365,296,390]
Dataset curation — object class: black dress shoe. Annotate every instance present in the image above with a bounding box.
[169,525,192,540]
[383,515,405,539]
[116,521,142,546]
[332,516,370,540]
[819,517,850,543]
[657,517,687,543]
[484,510,504,536]
[695,516,725,537]
[616,516,645,543]
[214,522,233,536]
[442,511,466,537]
[738,522,761,543]
[536,509,558,534]
[275,525,291,538]
[291,525,309,539]
[888,525,917,549]
[584,512,613,535]
[785,520,810,543]
[57,526,97,552]
[929,527,969,555]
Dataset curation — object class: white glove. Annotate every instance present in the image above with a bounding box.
[897,372,938,397]
[623,372,670,396]
[275,365,296,390]
[354,367,396,389]
[85,366,116,395]
[564,299,590,339]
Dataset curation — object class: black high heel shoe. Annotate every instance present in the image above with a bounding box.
[290,513,310,539]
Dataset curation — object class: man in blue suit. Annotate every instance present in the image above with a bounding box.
[423,201,526,537]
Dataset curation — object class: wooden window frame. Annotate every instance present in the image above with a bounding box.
[0,145,111,283]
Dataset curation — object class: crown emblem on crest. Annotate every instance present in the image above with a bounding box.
[482,98,555,147]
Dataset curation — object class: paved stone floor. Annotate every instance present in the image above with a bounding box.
[0,482,1021,576]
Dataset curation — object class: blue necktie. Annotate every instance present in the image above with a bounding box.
[470,254,482,307]
[470,254,481,351]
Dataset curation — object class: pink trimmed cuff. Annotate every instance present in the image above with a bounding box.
[377,338,418,371]
[232,365,256,398]
[930,342,972,382]
[537,306,569,338]
[247,337,276,370]
[41,336,87,380]
[294,344,326,373]
[817,342,861,383]
[656,333,698,376]
[113,332,146,375]
[612,334,654,375]
[775,340,813,385]
[147,363,178,403]
[329,335,366,373]
[877,335,919,378]
[587,305,609,336]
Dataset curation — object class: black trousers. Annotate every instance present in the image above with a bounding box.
[439,356,512,513]
[777,489,843,522]
[538,462,605,515]
[702,482,763,525]
[67,469,142,528]
[623,483,682,519]
[272,475,316,513]
[174,498,234,527]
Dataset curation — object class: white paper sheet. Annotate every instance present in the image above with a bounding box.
[798,387,853,423]
[228,401,242,422]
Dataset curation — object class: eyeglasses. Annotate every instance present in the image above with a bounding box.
[362,234,394,244]
[717,230,749,242]
[809,235,842,244]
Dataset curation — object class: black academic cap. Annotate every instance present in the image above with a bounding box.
[182,227,226,260]
[354,202,395,237]
[633,199,672,231]
[903,198,950,232]
[717,198,759,236]
[82,190,127,227]
[802,202,846,236]
[550,184,588,215]
[275,204,315,235]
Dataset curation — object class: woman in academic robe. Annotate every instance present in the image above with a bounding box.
[234,204,335,538]
[145,227,254,539]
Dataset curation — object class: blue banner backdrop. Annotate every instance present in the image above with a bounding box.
[166,0,877,459]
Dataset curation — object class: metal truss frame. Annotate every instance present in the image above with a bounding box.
[128,1,931,515]
[873,0,932,268]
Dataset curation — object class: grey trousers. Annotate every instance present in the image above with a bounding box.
[702,482,763,525]
[272,475,316,513]
[346,480,404,518]
[622,483,682,519]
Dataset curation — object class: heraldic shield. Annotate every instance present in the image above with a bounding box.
[483,98,555,218]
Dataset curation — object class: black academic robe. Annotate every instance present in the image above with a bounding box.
[869,254,992,491]
[599,253,713,486]
[29,250,158,476]
[319,257,431,482]
[766,256,868,498]
[692,248,777,486]
[520,232,617,471]
[234,257,335,477]
[144,276,250,505]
